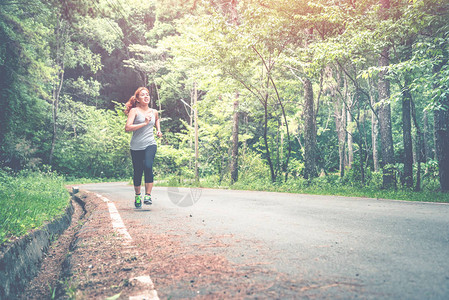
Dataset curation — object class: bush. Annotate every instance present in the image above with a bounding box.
[237,148,271,184]
[154,144,192,180]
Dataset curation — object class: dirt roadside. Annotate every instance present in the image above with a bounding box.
[20,190,157,299]
[18,189,300,299]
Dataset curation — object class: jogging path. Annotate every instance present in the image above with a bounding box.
[74,182,449,299]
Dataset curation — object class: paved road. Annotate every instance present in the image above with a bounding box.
[81,182,449,299]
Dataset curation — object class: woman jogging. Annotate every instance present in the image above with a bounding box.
[125,87,162,208]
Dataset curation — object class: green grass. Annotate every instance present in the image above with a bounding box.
[281,185,449,203]
[156,174,449,203]
[0,170,70,245]
[64,176,129,186]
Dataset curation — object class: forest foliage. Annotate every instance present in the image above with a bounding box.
[1,0,448,193]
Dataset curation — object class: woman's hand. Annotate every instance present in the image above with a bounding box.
[156,131,163,138]
[144,111,152,125]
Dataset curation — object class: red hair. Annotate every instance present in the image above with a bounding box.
[124,87,150,115]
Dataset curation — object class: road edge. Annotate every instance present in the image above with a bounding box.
[0,198,74,299]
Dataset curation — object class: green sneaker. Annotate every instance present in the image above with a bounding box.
[135,194,142,208]
[144,194,152,205]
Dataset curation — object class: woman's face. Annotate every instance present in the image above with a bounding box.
[138,89,150,104]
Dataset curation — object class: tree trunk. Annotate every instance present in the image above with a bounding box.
[434,105,449,192]
[411,99,423,192]
[303,78,317,179]
[194,82,199,182]
[402,76,413,188]
[372,110,380,172]
[369,79,380,172]
[347,109,354,169]
[333,91,346,177]
[422,111,431,162]
[230,98,239,183]
[401,40,414,188]
[263,99,276,182]
[433,45,449,192]
[332,67,346,177]
[412,133,418,165]
[49,92,59,165]
[378,47,395,189]
[378,0,395,189]
[358,104,366,185]
[49,19,66,165]
[189,87,194,170]
[229,0,240,184]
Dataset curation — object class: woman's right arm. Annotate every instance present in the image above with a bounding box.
[125,108,149,132]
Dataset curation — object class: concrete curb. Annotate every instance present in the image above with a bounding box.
[59,192,86,281]
[0,199,74,300]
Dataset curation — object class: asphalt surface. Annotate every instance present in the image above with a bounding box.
[80,182,449,299]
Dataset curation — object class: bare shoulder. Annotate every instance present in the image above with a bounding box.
[129,107,139,116]
[127,107,138,120]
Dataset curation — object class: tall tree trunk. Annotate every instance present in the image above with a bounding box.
[401,40,414,188]
[49,19,66,165]
[347,108,354,169]
[333,90,346,177]
[372,109,380,172]
[411,99,424,192]
[194,82,199,182]
[357,99,366,185]
[189,87,194,170]
[332,67,346,177]
[378,47,395,188]
[368,79,380,172]
[275,118,281,178]
[229,0,240,184]
[402,76,413,188]
[230,98,239,183]
[422,112,431,162]
[250,41,292,182]
[434,103,449,192]
[275,86,292,182]
[412,133,418,165]
[303,78,317,179]
[49,84,60,165]
[263,96,276,182]
[378,0,395,189]
[433,45,449,192]
[342,74,352,170]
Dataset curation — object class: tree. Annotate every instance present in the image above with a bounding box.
[377,0,396,189]
[166,1,296,182]
[433,46,449,192]
[0,0,54,170]
[330,67,347,177]
[48,15,102,164]
[395,39,415,188]
[302,77,318,179]
[231,96,239,183]
[387,0,449,191]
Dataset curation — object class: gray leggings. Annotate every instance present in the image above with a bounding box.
[131,144,157,186]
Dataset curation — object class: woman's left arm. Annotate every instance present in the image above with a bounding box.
[155,110,163,137]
